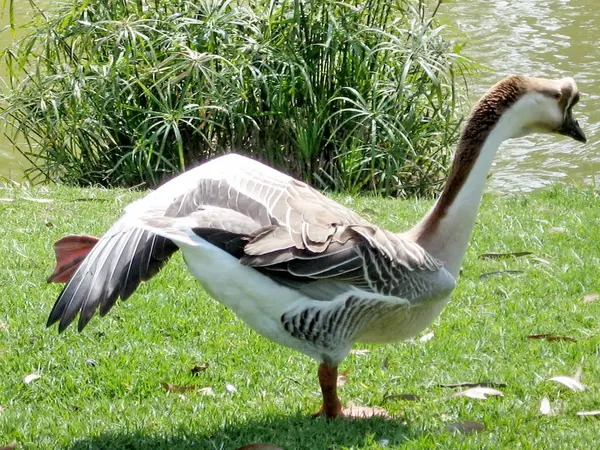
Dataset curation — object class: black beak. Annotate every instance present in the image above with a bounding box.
[557,108,586,143]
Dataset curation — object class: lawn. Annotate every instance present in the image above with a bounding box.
[1,184,599,449]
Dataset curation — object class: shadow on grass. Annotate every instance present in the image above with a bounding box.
[69,413,413,450]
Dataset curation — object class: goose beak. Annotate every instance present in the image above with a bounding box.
[557,109,586,143]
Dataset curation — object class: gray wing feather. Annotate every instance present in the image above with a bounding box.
[164,165,444,301]
[47,222,178,332]
[49,154,446,332]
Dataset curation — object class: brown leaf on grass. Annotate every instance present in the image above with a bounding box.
[479,251,533,260]
[479,270,524,280]
[548,376,585,391]
[441,381,507,389]
[381,355,389,370]
[445,421,485,434]
[584,293,600,303]
[337,375,348,388]
[343,401,391,419]
[337,368,350,388]
[0,441,16,450]
[191,363,209,374]
[361,207,377,216]
[160,382,196,393]
[576,411,600,417]
[383,393,421,403]
[451,387,504,400]
[527,334,577,343]
[540,397,552,415]
[236,444,285,450]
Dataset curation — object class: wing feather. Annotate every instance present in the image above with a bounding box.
[49,154,446,333]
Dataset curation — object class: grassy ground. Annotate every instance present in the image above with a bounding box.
[0,184,599,449]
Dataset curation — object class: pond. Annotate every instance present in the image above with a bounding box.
[0,0,598,193]
[439,0,599,194]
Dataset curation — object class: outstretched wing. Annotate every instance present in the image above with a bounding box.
[48,153,448,333]
[47,220,178,332]
[143,155,447,300]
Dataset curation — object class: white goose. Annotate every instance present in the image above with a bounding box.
[47,75,586,419]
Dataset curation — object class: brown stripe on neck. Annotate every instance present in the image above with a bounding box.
[418,75,529,238]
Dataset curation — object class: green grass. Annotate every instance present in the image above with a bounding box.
[1,184,599,449]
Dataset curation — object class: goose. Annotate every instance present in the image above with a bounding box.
[46,75,586,419]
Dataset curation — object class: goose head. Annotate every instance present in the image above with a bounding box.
[494,76,586,142]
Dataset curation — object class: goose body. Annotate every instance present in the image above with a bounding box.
[47,75,586,418]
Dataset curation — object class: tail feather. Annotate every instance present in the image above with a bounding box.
[47,222,178,332]
[47,235,99,283]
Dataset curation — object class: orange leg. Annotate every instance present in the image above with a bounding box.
[312,362,391,420]
[312,363,343,419]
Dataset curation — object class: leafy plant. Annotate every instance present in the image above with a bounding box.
[0,0,472,196]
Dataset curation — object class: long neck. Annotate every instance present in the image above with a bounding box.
[409,99,524,279]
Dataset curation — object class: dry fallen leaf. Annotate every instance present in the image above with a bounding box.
[343,401,391,419]
[419,331,434,343]
[527,334,577,343]
[575,363,583,382]
[442,381,507,389]
[191,363,209,374]
[0,441,16,450]
[198,387,214,396]
[337,368,350,388]
[383,393,420,403]
[451,387,504,400]
[540,397,552,415]
[350,349,370,356]
[235,444,285,450]
[21,197,53,203]
[576,410,600,417]
[584,293,600,303]
[337,375,348,388]
[532,257,551,266]
[23,374,40,384]
[381,355,389,370]
[549,376,585,391]
[445,421,485,434]
[548,227,567,234]
[160,382,196,393]
[479,251,533,260]
[0,322,7,331]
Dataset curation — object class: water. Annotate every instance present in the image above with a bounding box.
[0,1,41,182]
[439,0,600,193]
[0,1,598,193]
